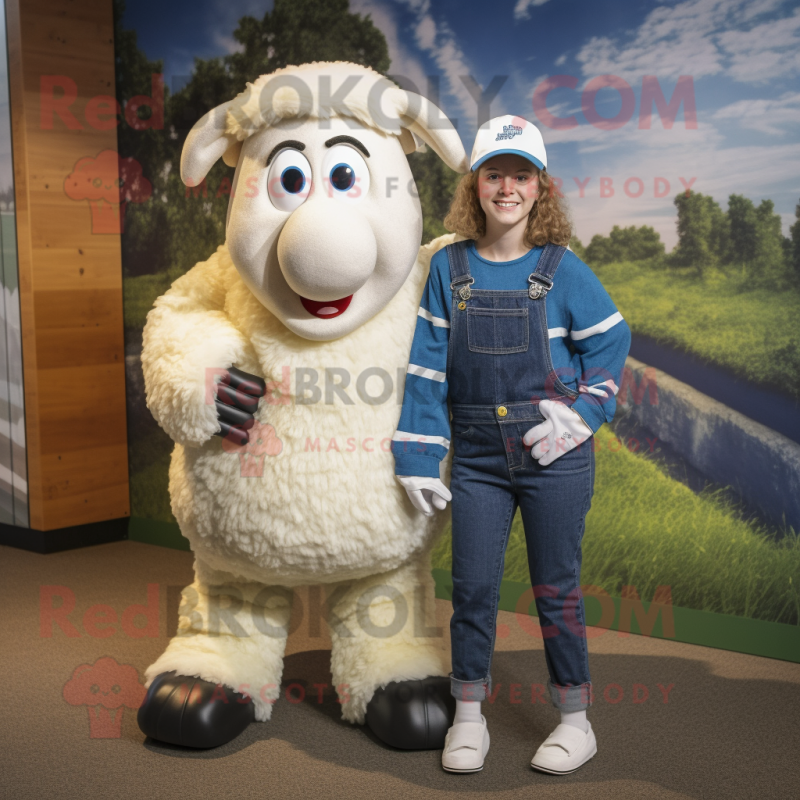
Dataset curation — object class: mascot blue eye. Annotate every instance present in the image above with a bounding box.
[281,166,306,194]
[330,163,355,192]
[322,145,369,202]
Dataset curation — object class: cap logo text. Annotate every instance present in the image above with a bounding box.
[495,125,523,141]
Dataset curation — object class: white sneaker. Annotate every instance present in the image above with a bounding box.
[530,721,597,775]
[441,715,490,773]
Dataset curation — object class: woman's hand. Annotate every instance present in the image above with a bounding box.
[522,398,593,466]
[396,476,452,517]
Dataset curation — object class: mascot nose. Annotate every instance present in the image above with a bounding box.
[277,201,378,300]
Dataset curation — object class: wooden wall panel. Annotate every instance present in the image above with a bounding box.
[6,0,129,532]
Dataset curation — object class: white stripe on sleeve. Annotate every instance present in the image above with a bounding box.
[548,327,568,339]
[571,311,624,341]
[579,379,619,397]
[392,431,451,449]
[418,307,450,328]
[407,363,446,382]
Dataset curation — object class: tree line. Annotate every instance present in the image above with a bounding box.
[113,0,799,296]
[113,0,459,285]
[573,191,800,287]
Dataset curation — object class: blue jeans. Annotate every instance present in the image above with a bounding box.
[448,403,595,711]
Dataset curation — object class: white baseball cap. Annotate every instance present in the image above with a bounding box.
[470,114,547,172]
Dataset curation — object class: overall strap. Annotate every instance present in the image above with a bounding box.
[527,243,568,299]
[445,240,475,299]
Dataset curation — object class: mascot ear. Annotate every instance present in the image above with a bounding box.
[180,101,240,186]
[222,140,243,168]
[398,127,423,156]
[389,89,469,174]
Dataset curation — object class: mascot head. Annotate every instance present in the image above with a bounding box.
[180,61,468,341]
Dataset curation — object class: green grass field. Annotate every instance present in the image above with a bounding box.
[125,258,800,398]
[591,260,800,399]
[125,257,800,627]
[124,271,177,331]
[132,423,800,625]
[129,437,174,524]
[431,427,800,626]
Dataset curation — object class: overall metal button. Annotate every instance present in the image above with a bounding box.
[497,406,507,417]
[458,301,466,311]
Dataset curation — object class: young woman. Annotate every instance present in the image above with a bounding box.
[391,115,631,775]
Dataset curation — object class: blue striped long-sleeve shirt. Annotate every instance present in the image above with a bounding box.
[392,240,632,478]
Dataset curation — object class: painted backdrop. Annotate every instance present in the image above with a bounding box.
[112,0,800,649]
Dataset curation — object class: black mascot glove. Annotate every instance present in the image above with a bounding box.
[212,367,267,446]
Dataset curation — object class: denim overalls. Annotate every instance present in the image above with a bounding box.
[445,240,594,712]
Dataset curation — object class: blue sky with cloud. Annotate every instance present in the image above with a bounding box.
[123,0,800,249]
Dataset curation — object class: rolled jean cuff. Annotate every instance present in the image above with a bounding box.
[548,679,593,711]
[450,672,491,701]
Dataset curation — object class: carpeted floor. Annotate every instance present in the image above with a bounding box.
[1,540,798,800]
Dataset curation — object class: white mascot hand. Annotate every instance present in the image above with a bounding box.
[396,476,452,517]
[522,398,593,466]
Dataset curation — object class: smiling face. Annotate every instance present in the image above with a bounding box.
[476,153,539,233]
[224,116,423,341]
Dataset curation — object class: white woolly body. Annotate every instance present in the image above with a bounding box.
[146,234,457,587]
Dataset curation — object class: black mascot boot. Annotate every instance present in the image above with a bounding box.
[365,676,455,749]
[138,671,255,748]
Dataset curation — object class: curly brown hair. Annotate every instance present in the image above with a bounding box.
[443,167,572,248]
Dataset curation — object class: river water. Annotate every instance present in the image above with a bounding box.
[629,335,800,445]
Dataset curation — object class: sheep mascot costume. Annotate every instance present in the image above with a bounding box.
[137,61,469,750]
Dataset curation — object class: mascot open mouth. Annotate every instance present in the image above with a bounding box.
[300,294,353,319]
